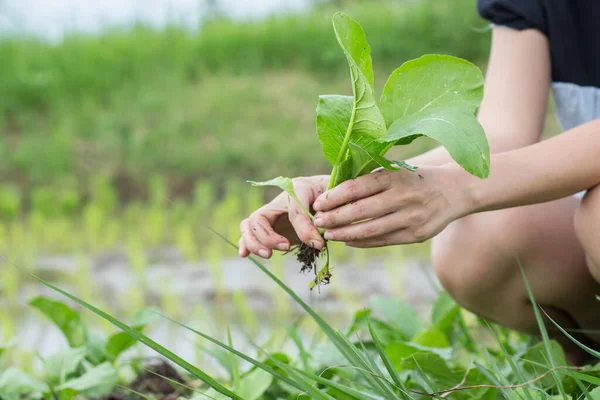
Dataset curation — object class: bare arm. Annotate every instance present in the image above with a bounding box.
[407,26,551,166]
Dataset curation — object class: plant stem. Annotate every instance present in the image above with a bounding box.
[327,101,357,190]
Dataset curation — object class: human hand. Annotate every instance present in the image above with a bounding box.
[239,175,329,259]
[312,166,471,247]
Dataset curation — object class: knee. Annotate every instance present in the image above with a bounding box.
[574,185,600,280]
[432,211,516,308]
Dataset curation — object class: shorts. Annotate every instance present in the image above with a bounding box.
[575,191,587,200]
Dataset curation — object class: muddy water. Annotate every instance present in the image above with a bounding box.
[7,249,439,371]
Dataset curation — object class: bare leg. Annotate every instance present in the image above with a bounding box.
[432,192,600,364]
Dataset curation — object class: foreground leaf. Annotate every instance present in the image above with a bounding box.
[379,54,489,178]
[57,362,118,398]
[0,367,49,396]
[332,12,386,140]
[383,106,489,178]
[29,297,87,347]
[248,177,313,220]
[22,269,242,400]
[43,347,86,386]
[371,296,422,340]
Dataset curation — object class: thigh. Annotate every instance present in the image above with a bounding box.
[432,196,600,334]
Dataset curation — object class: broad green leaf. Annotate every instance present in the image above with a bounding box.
[522,341,567,390]
[379,54,489,178]
[591,387,600,400]
[383,106,489,178]
[332,13,386,140]
[106,332,138,361]
[57,362,118,398]
[316,95,353,166]
[106,308,156,361]
[380,54,483,126]
[412,328,450,349]
[43,347,86,385]
[86,332,108,365]
[431,292,460,336]
[29,297,87,347]
[400,353,461,393]
[370,296,422,340]
[238,368,273,400]
[0,367,49,396]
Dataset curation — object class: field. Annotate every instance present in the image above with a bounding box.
[0,0,587,399]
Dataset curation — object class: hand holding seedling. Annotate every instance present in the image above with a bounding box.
[239,175,329,258]
[244,12,490,289]
[313,165,470,247]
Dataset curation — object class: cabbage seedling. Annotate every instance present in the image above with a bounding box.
[250,12,489,289]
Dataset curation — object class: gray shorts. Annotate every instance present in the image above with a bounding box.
[575,191,587,199]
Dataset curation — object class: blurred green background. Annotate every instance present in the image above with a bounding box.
[0,0,560,372]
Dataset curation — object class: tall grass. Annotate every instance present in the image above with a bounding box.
[0,0,490,200]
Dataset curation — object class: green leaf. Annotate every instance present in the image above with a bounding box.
[85,332,109,365]
[400,353,461,393]
[213,230,399,398]
[379,54,489,178]
[43,347,86,385]
[383,106,489,178]
[106,332,138,361]
[238,368,273,400]
[412,328,450,349]
[431,292,460,336]
[332,12,386,140]
[368,320,410,399]
[22,269,243,400]
[380,54,484,126]
[0,367,49,396]
[248,177,313,220]
[57,362,118,398]
[105,308,157,361]
[522,341,567,390]
[370,296,422,340]
[29,297,87,347]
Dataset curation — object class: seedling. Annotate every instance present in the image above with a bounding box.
[250,12,490,289]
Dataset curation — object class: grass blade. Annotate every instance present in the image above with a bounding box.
[519,261,567,400]
[158,313,308,393]
[226,327,240,393]
[542,310,600,360]
[19,266,241,400]
[212,229,398,396]
[368,320,411,399]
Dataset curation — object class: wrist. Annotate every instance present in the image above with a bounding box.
[441,162,482,218]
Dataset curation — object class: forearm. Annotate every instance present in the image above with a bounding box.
[458,119,600,213]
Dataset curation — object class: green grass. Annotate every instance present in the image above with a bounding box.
[0,0,490,202]
[3,247,600,399]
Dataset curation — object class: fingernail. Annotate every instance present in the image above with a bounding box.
[324,231,333,240]
[259,249,269,258]
[313,200,321,210]
[276,242,289,251]
[310,240,323,250]
[314,218,323,227]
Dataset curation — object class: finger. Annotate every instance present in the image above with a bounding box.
[288,185,324,250]
[249,213,290,251]
[324,212,406,242]
[313,171,390,212]
[314,193,395,229]
[240,219,272,258]
[346,226,432,248]
[238,237,249,258]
